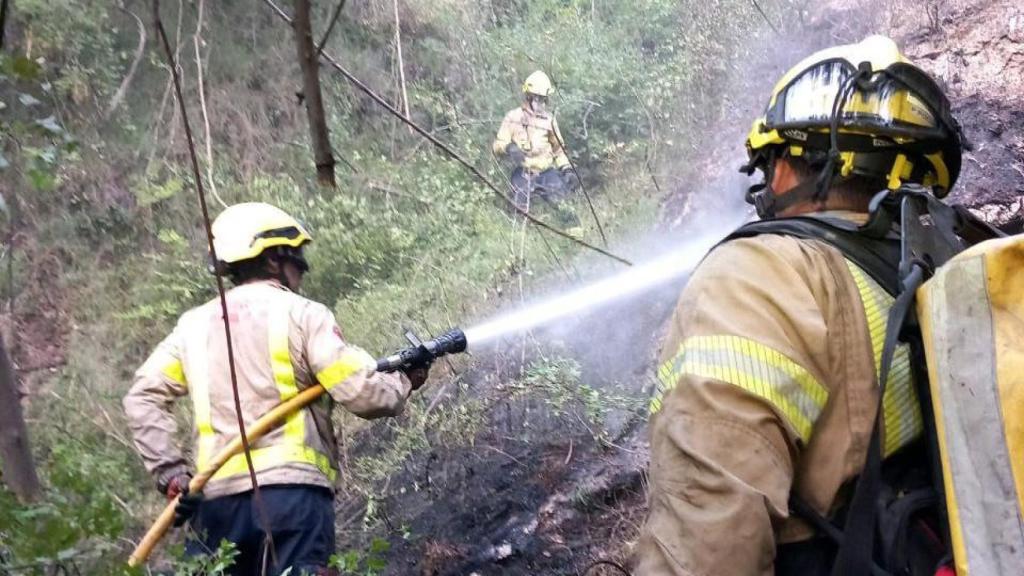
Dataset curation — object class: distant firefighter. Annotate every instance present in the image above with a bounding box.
[494,70,581,229]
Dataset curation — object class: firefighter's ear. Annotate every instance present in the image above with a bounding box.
[770,157,801,196]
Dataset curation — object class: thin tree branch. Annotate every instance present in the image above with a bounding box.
[749,0,781,35]
[263,0,632,267]
[551,118,608,247]
[106,4,148,118]
[192,0,227,208]
[392,0,411,133]
[315,0,346,58]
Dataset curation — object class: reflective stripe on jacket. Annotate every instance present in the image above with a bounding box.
[123,280,411,498]
[492,106,570,172]
[635,213,922,576]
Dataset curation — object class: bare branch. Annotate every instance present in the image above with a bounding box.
[192,0,227,208]
[315,0,346,58]
[106,4,148,118]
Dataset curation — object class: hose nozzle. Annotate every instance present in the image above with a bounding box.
[375,328,467,373]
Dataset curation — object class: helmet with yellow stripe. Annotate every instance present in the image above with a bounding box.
[211,202,312,275]
[522,70,554,97]
[742,35,965,216]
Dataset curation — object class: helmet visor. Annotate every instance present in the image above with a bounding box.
[767,60,946,140]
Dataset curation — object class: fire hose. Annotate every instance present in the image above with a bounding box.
[128,329,467,567]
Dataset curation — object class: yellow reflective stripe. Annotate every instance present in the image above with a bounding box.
[268,301,306,455]
[161,360,187,388]
[316,349,371,390]
[652,335,828,442]
[846,261,923,456]
[188,314,215,471]
[212,443,337,482]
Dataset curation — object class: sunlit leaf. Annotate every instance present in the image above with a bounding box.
[36,116,64,135]
[18,93,42,107]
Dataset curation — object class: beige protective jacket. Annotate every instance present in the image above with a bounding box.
[123,280,411,499]
[635,213,922,576]
[492,106,570,172]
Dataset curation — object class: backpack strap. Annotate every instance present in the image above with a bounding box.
[724,216,901,296]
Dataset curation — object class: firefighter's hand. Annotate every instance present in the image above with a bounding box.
[165,473,192,501]
[505,143,526,166]
[404,366,430,391]
[561,167,580,192]
[173,483,203,528]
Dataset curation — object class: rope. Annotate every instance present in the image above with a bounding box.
[262,0,632,267]
[152,0,277,565]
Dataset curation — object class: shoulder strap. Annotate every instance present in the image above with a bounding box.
[725,216,901,296]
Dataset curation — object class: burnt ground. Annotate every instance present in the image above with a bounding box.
[332,2,1022,575]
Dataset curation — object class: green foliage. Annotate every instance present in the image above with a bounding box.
[514,356,642,441]
[330,537,391,576]
[167,540,239,576]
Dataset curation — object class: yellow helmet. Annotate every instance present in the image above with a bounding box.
[522,70,554,97]
[743,35,964,201]
[211,202,312,269]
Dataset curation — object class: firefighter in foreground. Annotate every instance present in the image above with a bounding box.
[634,36,967,575]
[493,70,581,229]
[123,203,427,575]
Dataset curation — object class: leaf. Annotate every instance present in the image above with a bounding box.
[27,168,57,191]
[11,56,42,80]
[18,93,42,107]
[369,538,391,554]
[35,116,64,135]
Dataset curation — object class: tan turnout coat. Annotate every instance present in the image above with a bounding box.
[635,212,922,575]
[123,280,410,498]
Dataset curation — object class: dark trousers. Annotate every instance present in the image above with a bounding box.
[185,485,335,576]
[509,167,579,226]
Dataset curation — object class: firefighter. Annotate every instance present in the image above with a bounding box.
[634,36,966,575]
[493,70,581,227]
[123,202,428,575]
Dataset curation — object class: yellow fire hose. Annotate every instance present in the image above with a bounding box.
[127,384,327,567]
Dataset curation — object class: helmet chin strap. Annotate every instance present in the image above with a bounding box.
[748,177,823,220]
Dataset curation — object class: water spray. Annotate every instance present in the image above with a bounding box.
[462,227,727,347]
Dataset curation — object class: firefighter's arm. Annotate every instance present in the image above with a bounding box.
[635,236,831,576]
[123,322,191,493]
[303,303,412,419]
[492,110,517,156]
[550,117,570,169]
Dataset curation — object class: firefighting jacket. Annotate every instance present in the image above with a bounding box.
[123,280,411,498]
[634,212,923,576]
[492,105,570,172]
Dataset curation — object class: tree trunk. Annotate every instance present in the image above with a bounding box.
[292,0,336,188]
[0,0,9,51]
[0,332,41,502]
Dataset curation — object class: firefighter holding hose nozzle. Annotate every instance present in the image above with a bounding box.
[123,202,430,575]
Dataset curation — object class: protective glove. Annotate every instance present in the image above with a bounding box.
[167,475,203,528]
[505,143,526,166]
[560,167,581,192]
[404,366,430,391]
